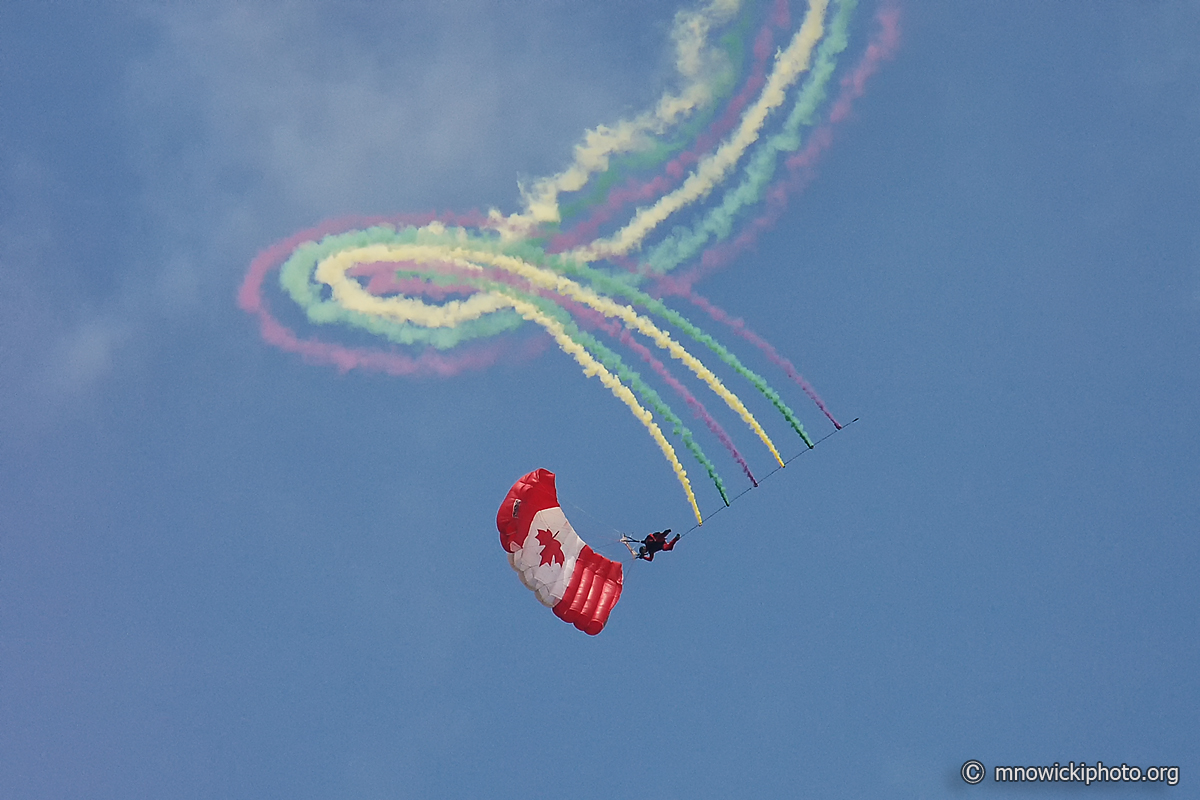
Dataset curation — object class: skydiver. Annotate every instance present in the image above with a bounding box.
[633,529,678,561]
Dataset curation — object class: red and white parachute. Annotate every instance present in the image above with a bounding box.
[496,469,624,635]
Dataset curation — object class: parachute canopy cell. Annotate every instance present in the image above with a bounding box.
[496,469,623,635]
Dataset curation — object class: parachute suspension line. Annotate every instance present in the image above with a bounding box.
[674,417,858,539]
[573,517,641,565]
[567,501,624,540]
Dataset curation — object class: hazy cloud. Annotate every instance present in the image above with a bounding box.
[3,0,676,438]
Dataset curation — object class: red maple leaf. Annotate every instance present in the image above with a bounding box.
[536,529,565,567]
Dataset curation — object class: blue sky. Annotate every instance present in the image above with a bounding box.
[2,1,1197,798]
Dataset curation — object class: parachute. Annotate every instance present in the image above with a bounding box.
[496,469,623,635]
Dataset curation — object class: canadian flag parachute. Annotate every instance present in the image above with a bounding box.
[496,469,624,635]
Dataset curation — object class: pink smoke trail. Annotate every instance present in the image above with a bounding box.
[350,261,482,300]
[238,215,538,377]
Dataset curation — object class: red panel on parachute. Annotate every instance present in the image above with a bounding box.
[497,469,623,635]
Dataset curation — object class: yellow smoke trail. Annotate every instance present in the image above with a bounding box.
[316,241,785,468]
[491,0,742,237]
[570,0,829,260]
[314,247,703,524]
[314,244,509,326]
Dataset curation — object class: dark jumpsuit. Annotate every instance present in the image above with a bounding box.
[636,530,679,561]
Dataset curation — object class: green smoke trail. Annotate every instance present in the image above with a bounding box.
[279,226,524,348]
